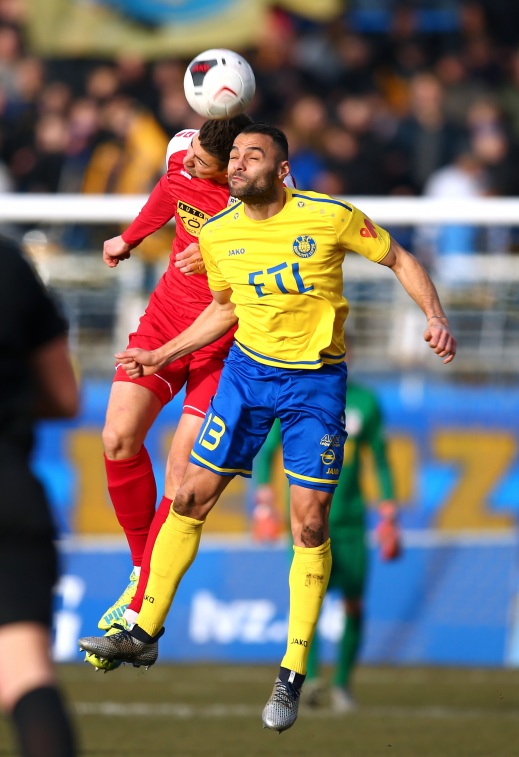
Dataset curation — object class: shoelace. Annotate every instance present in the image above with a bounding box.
[274,681,300,707]
[111,622,128,633]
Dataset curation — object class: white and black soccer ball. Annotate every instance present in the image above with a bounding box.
[183,48,256,119]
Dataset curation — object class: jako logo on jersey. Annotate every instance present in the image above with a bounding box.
[293,235,316,258]
[144,594,155,604]
[360,218,378,238]
[290,638,308,647]
[228,248,245,256]
[321,449,336,465]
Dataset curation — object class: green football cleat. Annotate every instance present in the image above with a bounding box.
[98,570,138,630]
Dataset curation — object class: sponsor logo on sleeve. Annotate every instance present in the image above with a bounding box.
[360,218,378,238]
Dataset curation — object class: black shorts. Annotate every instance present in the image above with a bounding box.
[0,446,58,627]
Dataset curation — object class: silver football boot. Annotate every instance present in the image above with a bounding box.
[262,677,302,733]
[79,626,163,669]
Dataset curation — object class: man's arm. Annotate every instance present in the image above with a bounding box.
[378,238,457,363]
[115,288,237,378]
[362,393,401,560]
[103,175,178,267]
[30,336,79,419]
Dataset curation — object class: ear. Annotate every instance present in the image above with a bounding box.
[278,160,290,181]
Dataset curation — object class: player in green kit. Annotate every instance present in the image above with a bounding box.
[253,376,400,712]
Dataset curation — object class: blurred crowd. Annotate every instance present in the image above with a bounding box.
[1,1,519,256]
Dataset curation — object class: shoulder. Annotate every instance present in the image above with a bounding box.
[204,203,241,229]
[165,128,199,169]
[288,189,353,215]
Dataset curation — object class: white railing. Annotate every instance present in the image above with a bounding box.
[2,194,519,225]
[2,194,518,378]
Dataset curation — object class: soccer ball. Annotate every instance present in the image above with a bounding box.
[183,48,256,119]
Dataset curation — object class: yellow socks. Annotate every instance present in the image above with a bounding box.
[137,508,204,637]
[281,538,332,675]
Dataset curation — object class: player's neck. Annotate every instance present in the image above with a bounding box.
[243,186,286,221]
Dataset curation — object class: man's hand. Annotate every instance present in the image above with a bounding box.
[376,501,402,561]
[103,235,132,268]
[175,243,206,276]
[424,317,457,364]
[115,347,167,378]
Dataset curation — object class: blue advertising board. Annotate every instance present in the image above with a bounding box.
[35,377,519,666]
[54,534,519,667]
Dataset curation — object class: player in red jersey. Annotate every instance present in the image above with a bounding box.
[85,116,253,671]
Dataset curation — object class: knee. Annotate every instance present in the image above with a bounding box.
[172,488,197,517]
[300,521,326,547]
[102,423,136,460]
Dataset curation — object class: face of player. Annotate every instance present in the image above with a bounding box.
[228,133,289,204]
[183,134,228,183]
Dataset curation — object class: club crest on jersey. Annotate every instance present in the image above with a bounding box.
[293,235,316,258]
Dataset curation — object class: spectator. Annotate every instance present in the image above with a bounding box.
[391,72,467,193]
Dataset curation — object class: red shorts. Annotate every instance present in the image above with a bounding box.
[114,305,236,418]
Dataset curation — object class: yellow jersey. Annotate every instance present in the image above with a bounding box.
[199,187,391,369]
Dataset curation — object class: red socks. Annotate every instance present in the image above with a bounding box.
[128,495,173,614]
[104,447,157,566]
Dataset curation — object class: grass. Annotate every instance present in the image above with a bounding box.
[2,664,519,756]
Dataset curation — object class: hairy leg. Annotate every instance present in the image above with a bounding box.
[289,484,333,547]
[164,413,204,500]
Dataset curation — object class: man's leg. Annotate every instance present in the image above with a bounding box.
[0,624,76,757]
[329,597,363,713]
[134,463,232,636]
[102,380,163,567]
[126,413,205,621]
[330,529,367,712]
[79,464,233,663]
[91,380,163,635]
[263,484,333,732]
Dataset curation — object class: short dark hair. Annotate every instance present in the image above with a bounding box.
[237,122,289,161]
[198,114,254,166]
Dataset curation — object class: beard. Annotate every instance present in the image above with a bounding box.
[229,166,279,205]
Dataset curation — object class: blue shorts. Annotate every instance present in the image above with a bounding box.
[191,345,348,493]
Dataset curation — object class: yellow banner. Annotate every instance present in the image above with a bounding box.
[27,0,343,59]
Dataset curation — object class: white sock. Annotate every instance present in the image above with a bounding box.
[123,608,139,627]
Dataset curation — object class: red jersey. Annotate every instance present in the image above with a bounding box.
[122,129,230,322]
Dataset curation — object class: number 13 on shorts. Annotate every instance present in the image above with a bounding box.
[199,412,226,450]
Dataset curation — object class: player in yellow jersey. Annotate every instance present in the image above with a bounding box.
[79,123,457,733]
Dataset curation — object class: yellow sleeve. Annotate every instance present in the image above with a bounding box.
[337,204,391,263]
[199,231,230,292]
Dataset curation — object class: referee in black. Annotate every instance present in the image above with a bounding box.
[0,235,79,757]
